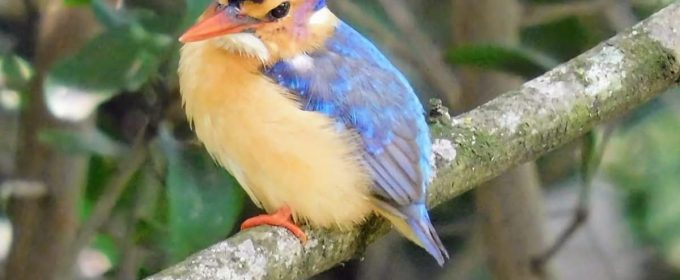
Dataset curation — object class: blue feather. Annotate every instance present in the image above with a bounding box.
[313,0,325,11]
[266,21,432,198]
[264,21,447,264]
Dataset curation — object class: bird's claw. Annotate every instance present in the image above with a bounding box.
[240,205,308,244]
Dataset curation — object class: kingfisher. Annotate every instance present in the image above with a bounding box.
[178,0,448,265]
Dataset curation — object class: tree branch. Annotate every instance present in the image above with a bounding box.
[67,122,148,270]
[147,4,680,280]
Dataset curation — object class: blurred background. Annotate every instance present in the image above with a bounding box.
[0,0,679,279]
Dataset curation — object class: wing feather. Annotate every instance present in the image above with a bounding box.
[385,141,420,183]
[364,154,411,204]
[264,21,431,206]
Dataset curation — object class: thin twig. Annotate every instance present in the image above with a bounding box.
[116,164,155,280]
[531,125,616,274]
[69,121,149,259]
[530,1,638,271]
[531,192,587,274]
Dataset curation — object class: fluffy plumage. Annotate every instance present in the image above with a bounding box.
[179,0,448,265]
[179,41,374,228]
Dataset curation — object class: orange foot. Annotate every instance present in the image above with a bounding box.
[240,205,307,244]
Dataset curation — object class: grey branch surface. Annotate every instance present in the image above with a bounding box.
[148,4,680,280]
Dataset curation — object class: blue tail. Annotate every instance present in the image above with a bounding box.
[373,200,449,265]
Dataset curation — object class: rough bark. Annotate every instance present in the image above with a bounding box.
[451,0,549,279]
[147,4,680,280]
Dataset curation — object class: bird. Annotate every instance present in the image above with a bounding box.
[178,0,449,265]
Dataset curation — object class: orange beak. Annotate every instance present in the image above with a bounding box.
[179,5,261,43]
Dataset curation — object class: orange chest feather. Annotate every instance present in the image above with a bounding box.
[178,42,374,227]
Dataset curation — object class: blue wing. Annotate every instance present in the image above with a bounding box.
[264,21,432,206]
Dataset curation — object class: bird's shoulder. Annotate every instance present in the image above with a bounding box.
[265,21,422,122]
[264,20,432,205]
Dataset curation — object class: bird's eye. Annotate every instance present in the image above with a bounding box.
[268,1,290,20]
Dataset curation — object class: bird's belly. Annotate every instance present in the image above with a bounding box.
[179,42,373,228]
[195,103,373,227]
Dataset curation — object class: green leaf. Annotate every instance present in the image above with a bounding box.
[38,128,127,156]
[606,93,680,269]
[47,25,169,95]
[92,234,120,267]
[64,0,91,6]
[91,0,130,27]
[446,44,557,78]
[44,25,171,120]
[1,53,33,91]
[160,126,245,261]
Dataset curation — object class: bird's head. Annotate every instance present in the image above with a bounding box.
[180,0,334,62]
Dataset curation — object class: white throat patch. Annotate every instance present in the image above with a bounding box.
[213,33,270,62]
[289,54,314,72]
[309,7,333,26]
